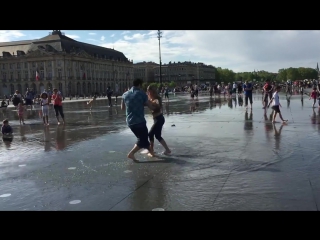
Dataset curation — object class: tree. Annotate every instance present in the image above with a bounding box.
[277,69,287,82]
[168,81,176,88]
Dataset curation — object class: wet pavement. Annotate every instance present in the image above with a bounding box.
[1,92,320,211]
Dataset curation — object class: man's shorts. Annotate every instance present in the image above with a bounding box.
[25,99,33,105]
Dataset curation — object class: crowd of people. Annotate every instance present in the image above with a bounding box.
[2,78,319,162]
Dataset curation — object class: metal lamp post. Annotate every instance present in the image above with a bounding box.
[157,30,163,91]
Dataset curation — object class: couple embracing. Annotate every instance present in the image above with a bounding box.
[121,78,171,162]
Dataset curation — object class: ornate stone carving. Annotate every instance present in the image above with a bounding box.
[77,50,93,59]
[26,49,50,57]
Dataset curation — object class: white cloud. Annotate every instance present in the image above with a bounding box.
[0,30,25,42]
[121,31,131,35]
[88,32,97,35]
[123,33,146,41]
[100,36,105,41]
[66,34,80,39]
[111,34,115,38]
[87,38,99,42]
[101,30,320,72]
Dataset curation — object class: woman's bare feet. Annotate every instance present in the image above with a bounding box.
[282,120,288,124]
[163,150,171,155]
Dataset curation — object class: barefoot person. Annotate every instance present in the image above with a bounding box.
[147,85,171,155]
[52,88,65,125]
[87,95,97,111]
[40,92,50,126]
[121,79,156,162]
[267,85,288,124]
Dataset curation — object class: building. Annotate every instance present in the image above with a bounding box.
[0,30,133,96]
[133,61,159,83]
[153,61,215,86]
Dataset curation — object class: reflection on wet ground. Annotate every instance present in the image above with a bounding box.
[1,93,320,210]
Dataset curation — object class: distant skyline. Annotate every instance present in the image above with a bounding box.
[1,30,320,73]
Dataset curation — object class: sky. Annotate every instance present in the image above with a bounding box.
[0,30,319,73]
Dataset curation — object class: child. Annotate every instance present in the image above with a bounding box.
[309,87,318,108]
[40,92,50,126]
[17,102,25,125]
[267,86,288,124]
[1,119,13,137]
[87,95,97,111]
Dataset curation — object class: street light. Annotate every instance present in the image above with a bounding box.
[157,30,163,90]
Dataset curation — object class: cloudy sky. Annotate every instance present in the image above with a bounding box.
[0,30,319,73]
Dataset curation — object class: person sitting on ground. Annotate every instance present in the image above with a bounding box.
[1,119,13,137]
[1,100,8,108]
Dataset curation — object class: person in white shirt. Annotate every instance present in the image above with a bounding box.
[232,82,237,94]
[40,92,50,126]
[267,85,288,124]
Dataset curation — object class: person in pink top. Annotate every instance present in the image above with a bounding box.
[17,102,25,125]
[309,87,319,108]
[51,88,65,125]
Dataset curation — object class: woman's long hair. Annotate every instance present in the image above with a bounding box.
[147,85,162,109]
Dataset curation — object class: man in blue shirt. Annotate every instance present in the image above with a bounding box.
[121,78,155,162]
[243,80,253,109]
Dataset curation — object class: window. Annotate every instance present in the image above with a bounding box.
[2,72,6,80]
[57,60,62,67]
[67,69,71,77]
[17,71,21,80]
[2,64,5,69]
[47,61,52,67]
[10,63,14,69]
[10,72,13,80]
[17,63,21,69]
[32,62,36,67]
[24,71,28,80]
[40,62,44,67]
[24,62,28,68]
[47,72,52,80]
[58,69,62,78]
[40,70,44,79]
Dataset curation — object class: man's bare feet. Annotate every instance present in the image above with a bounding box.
[147,153,155,158]
[282,120,288,124]
[127,153,139,162]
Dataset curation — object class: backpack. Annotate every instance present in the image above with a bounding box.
[12,95,20,106]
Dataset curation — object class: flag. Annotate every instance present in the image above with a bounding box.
[36,70,40,81]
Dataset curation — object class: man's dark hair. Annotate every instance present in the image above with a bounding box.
[3,119,8,124]
[133,78,143,87]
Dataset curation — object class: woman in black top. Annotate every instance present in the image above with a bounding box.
[147,85,171,155]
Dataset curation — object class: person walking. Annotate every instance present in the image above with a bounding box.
[243,80,253,109]
[51,88,65,125]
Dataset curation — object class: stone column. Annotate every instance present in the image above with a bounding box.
[44,61,47,81]
[52,60,55,78]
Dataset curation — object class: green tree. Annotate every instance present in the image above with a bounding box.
[168,81,176,88]
[277,69,287,82]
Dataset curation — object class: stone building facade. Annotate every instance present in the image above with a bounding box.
[0,30,133,96]
[153,61,216,86]
[133,61,159,83]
